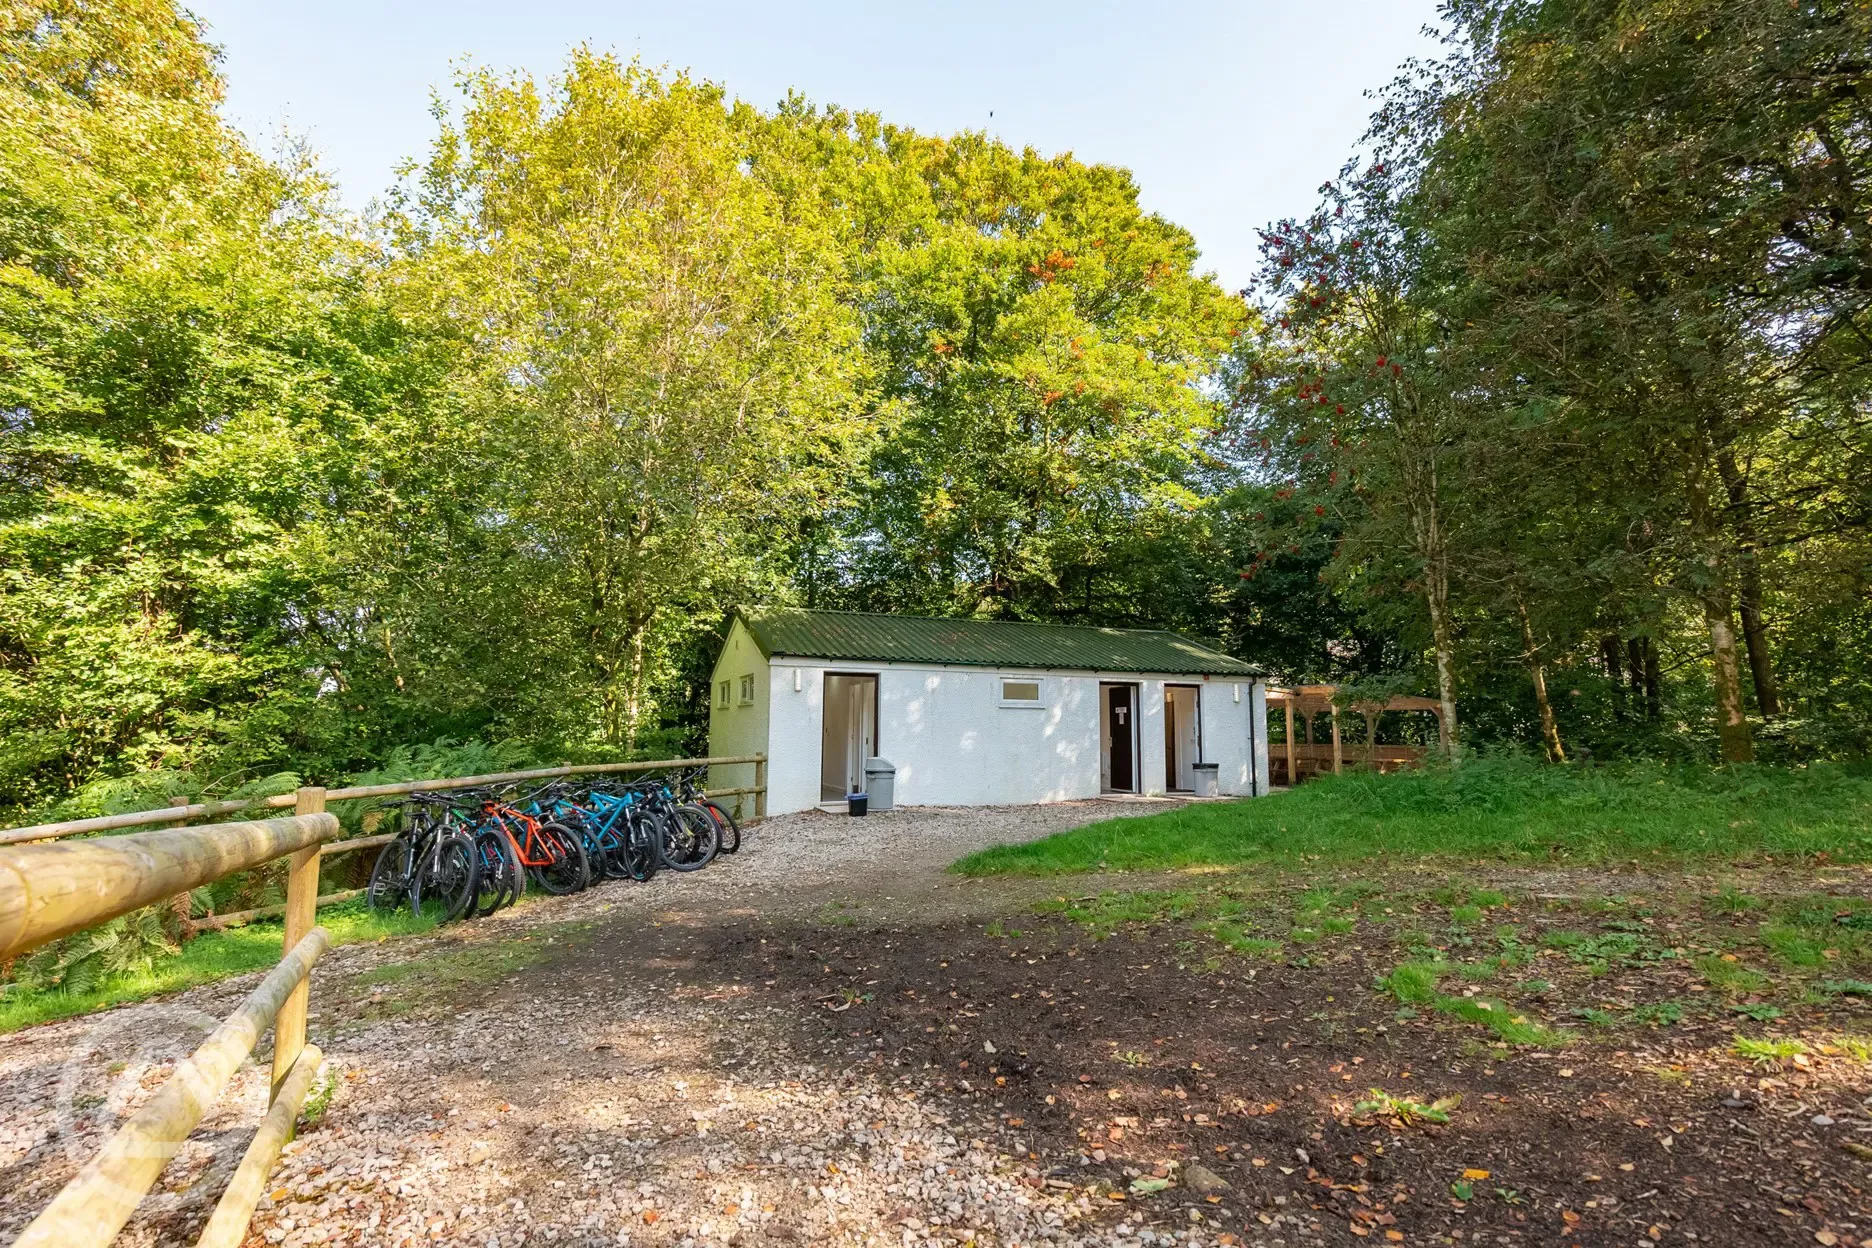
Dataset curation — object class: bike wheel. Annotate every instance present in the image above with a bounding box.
[530,822,589,895]
[661,804,719,872]
[703,799,741,854]
[596,826,631,880]
[425,832,479,921]
[366,839,411,914]
[623,813,660,882]
[469,830,513,917]
[577,825,609,883]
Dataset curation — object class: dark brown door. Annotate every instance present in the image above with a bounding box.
[1107,684,1136,792]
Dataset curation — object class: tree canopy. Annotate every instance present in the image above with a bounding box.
[1,0,1866,818]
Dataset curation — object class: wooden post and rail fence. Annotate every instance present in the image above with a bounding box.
[0,752,765,1248]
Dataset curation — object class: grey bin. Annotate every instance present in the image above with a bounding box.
[863,757,897,812]
[1190,762,1220,798]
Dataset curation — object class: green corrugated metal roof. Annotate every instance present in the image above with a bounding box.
[736,607,1263,677]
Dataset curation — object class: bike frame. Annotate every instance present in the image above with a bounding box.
[479,801,561,868]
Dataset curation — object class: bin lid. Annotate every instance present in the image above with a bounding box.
[864,757,896,773]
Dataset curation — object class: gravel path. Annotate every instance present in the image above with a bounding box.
[0,799,1209,1248]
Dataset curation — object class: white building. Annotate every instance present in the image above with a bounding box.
[708,607,1270,816]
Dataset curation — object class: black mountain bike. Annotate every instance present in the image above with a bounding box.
[674,767,740,854]
[367,792,480,921]
[631,778,718,872]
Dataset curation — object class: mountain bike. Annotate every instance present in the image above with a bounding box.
[474,791,589,895]
[629,778,718,872]
[566,784,661,882]
[367,792,480,921]
[674,767,740,854]
[525,781,630,882]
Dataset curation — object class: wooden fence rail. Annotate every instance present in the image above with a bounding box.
[0,752,769,846]
[0,814,335,958]
[0,752,766,1247]
[1,823,334,1248]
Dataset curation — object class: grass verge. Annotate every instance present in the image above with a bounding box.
[953,758,1872,875]
[0,900,439,1034]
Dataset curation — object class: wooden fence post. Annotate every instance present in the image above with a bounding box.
[753,754,767,819]
[272,786,324,1103]
[1280,699,1295,785]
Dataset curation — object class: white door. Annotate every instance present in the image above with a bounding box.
[1166,685,1202,790]
[821,674,878,800]
[846,683,874,793]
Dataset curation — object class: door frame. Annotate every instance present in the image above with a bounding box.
[821,671,880,800]
[1100,681,1141,794]
[1164,682,1204,792]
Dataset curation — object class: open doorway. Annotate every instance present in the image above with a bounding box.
[1100,682,1139,793]
[821,673,878,801]
[1164,684,1202,791]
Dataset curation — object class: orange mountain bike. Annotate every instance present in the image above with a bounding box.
[477,796,589,896]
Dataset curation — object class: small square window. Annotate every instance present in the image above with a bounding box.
[1000,678,1043,707]
[739,674,756,705]
[717,680,731,709]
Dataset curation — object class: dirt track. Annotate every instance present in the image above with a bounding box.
[3,801,1870,1248]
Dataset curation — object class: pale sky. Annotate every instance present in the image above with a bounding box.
[191,1,1445,294]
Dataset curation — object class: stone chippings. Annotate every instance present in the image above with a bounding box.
[2,801,1292,1247]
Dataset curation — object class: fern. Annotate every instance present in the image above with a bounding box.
[19,906,177,993]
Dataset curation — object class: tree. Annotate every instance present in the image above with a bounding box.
[0,0,408,807]
[390,54,869,746]
[819,124,1246,623]
[1418,0,1872,762]
[1235,158,1474,759]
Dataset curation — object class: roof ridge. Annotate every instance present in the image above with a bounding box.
[733,605,1263,676]
[743,604,1177,640]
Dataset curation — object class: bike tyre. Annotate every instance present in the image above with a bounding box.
[702,799,740,854]
[531,821,589,895]
[661,804,719,872]
[428,832,479,921]
[623,814,660,882]
[367,839,411,914]
[470,830,511,917]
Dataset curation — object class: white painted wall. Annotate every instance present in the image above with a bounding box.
[705,619,770,814]
[737,653,1269,816]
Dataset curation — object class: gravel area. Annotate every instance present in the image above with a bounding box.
[0,799,1207,1248]
[533,799,1182,926]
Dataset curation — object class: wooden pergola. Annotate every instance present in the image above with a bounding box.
[1265,685,1449,786]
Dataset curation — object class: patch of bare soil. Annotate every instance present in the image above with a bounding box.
[731,910,1872,1247]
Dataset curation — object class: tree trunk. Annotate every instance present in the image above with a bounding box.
[1716,451,1780,718]
[1702,592,1755,762]
[1424,561,1460,763]
[1690,483,1755,762]
[1406,466,1460,764]
[622,624,650,750]
[1735,563,1779,718]
[1641,637,1661,720]
[1601,636,1625,720]
[1518,599,1565,763]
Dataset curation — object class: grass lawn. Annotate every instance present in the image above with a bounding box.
[953,757,1872,876]
[0,899,440,1035]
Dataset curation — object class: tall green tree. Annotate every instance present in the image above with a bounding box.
[1234,160,1475,757]
[819,125,1246,622]
[1420,0,1872,761]
[0,0,414,807]
[389,54,869,746]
